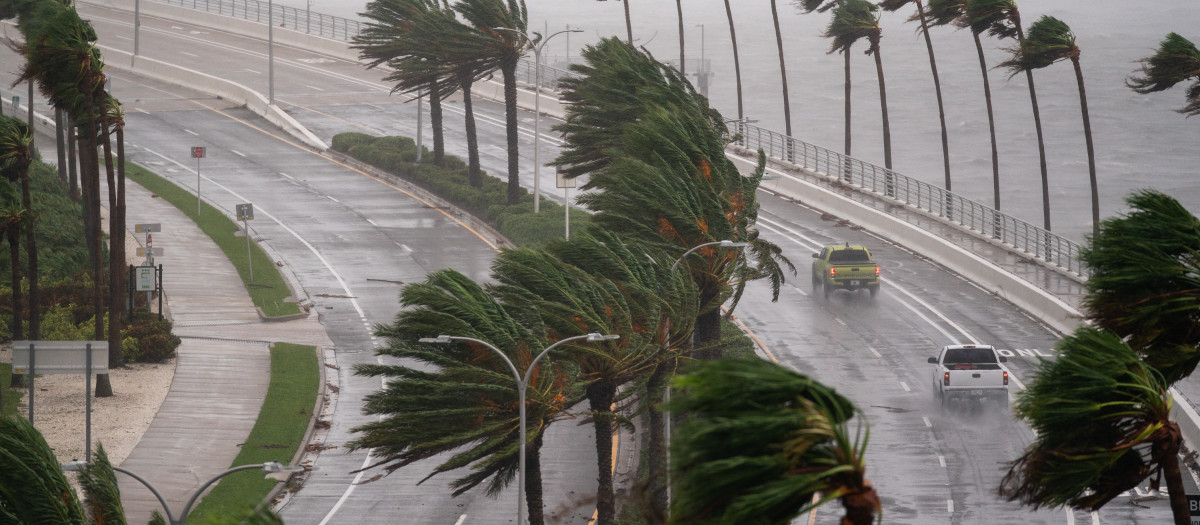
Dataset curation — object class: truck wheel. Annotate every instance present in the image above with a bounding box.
[824,283,832,299]
[869,285,879,299]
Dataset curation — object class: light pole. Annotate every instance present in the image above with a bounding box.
[419,331,619,525]
[494,27,581,213]
[663,240,747,512]
[62,461,303,525]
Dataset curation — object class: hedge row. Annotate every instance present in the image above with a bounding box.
[333,132,591,248]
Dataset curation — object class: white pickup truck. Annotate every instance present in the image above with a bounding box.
[928,344,1010,411]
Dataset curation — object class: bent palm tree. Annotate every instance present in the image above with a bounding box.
[881,0,950,191]
[351,269,577,525]
[826,0,891,170]
[669,358,879,525]
[723,0,743,122]
[966,0,1050,230]
[0,415,88,524]
[1128,32,1200,116]
[770,0,792,138]
[802,0,853,166]
[1079,190,1200,385]
[997,15,1098,238]
[1000,327,1190,524]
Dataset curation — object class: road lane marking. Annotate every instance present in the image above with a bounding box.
[1066,509,1074,525]
[900,382,910,392]
[868,346,882,358]
[327,196,340,203]
[938,455,946,467]
[947,500,953,513]
[244,68,261,74]
[454,516,467,525]
[232,150,246,157]
[306,85,325,91]
[184,128,198,135]
[179,51,198,58]
[923,417,932,428]
[280,172,294,180]
[365,219,378,227]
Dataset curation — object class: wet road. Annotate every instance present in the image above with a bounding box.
[4,3,1183,522]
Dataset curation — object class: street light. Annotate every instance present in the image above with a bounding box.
[61,460,304,525]
[494,27,582,213]
[419,331,619,525]
[664,239,747,511]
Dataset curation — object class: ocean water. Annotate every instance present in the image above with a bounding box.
[287,0,1200,242]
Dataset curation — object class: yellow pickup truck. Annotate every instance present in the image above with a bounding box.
[811,243,881,299]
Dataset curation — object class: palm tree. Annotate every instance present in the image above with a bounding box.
[621,0,632,44]
[880,0,950,192]
[455,0,529,205]
[1000,327,1190,524]
[1078,190,1200,385]
[997,16,1098,238]
[103,96,127,371]
[675,0,684,74]
[965,0,1050,230]
[0,116,37,344]
[0,415,89,523]
[925,0,1001,213]
[490,245,665,525]
[769,0,792,138]
[801,0,852,166]
[1128,32,1200,116]
[669,358,879,525]
[75,445,128,525]
[826,0,891,171]
[723,0,744,122]
[353,0,448,165]
[350,269,577,525]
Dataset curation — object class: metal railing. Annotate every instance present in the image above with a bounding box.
[148,0,1088,283]
[735,123,1086,278]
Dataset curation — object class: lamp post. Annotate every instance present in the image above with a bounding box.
[419,331,619,525]
[663,240,747,512]
[62,461,303,525]
[494,27,581,213]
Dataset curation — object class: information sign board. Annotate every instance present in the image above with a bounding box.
[12,341,109,375]
[135,223,161,233]
[191,146,206,158]
[135,265,156,292]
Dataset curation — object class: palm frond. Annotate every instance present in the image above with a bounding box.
[823,0,881,55]
[1127,32,1200,116]
[996,15,1076,77]
[964,0,1020,40]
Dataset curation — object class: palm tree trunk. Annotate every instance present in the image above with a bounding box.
[645,359,671,519]
[1072,56,1098,239]
[459,75,481,188]
[1163,442,1190,525]
[7,226,20,340]
[68,123,79,202]
[1015,24,1051,231]
[914,1,950,192]
[973,32,1000,213]
[503,61,521,205]
[871,39,892,171]
[842,48,852,183]
[19,160,39,340]
[770,0,792,138]
[55,109,68,187]
[588,381,617,525]
[723,0,743,120]
[622,0,632,45]
[676,0,684,75]
[428,80,444,166]
[526,432,547,525]
[693,299,722,360]
[103,113,124,371]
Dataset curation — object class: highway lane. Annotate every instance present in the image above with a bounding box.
[20,3,1185,522]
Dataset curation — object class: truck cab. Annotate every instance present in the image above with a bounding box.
[811,243,881,299]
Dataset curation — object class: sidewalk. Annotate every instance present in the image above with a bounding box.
[115,175,332,524]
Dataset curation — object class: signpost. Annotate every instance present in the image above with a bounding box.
[134,224,163,319]
[12,341,109,462]
[192,146,206,216]
[556,169,575,240]
[236,203,254,282]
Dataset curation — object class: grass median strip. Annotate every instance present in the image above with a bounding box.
[185,342,319,524]
[126,163,301,317]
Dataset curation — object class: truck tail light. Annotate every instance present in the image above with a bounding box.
[875,266,880,276]
[829,267,836,277]
[943,372,950,386]
[1003,371,1009,386]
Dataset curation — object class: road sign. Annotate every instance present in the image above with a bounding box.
[135,223,161,233]
[191,146,206,158]
[135,265,156,292]
[236,203,254,221]
[137,247,164,257]
[12,341,109,375]
[1189,494,1200,516]
[556,170,576,189]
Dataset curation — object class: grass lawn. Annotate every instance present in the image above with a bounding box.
[126,164,301,318]
[186,343,319,524]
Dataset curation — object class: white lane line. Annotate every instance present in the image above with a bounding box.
[232,150,246,157]
[922,416,932,428]
[938,455,946,468]
[900,382,910,392]
[184,129,199,136]
[179,51,199,58]
[244,68,262,74]
[280,172,294,180]
[307,85,325,91]
[1066,509,1075,525]
[365,103,386,111]
[327,196,340,203]
[317,450,375,525]
[454,515,467,525]
[947,500,954,513]
[365,219,378,227]
[834,317,847,326]
[1091,511,1100,524]
[136,108,150,114]
[868,346,882,358]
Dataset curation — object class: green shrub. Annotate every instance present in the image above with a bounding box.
[121,336,140,363]
[124,310,180,363]
[331,132,376,153]
[39,305,97,341]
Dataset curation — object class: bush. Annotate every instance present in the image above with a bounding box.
[331,132,376,153]
[124,310,181,363]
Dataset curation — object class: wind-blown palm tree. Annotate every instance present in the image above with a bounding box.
[801,0,853,164]
[1000,327,1190,524]
[675,0,684,74]
[1128,32,1200,116]
[723,0,744,122]
[350,269,577,525]
[998,15,1098,238]
[881,0,950,191]
[826,0,891,170]
[353,0,448,165]
[0,176,22,341]
[925,0,1001,213]
[0,416,88,524]
[966,0,1050,230]
[102,96,127,372]
[1078,190,1200,385]
[669,358,879,525]
[770,0,792,138]
[0,116,37,345]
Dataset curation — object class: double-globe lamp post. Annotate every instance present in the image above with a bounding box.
[663,239,747,510]
[493,27,582,213]
[420,332,619,525]
[62,461,303,525]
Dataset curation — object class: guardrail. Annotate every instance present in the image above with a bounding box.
[734,123,1087,279]
[147,0,1089,283]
